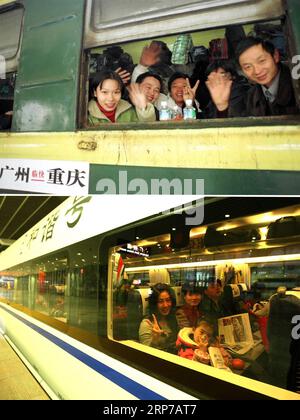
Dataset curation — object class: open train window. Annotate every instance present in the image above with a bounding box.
[108,204,300,399]
[81,0,299,129]
[0,4,23,131]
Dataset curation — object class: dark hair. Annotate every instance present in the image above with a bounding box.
[152,40,172,66]
[89,70,125,99]
[206,59,238,79]
[168,72,189,92]
[182,281,203,296]
[136,72,163,92]
[148,283,176,317]
[236,36,276,63]
[202,278,222,290]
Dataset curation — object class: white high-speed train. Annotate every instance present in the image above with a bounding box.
[0,196,300,400]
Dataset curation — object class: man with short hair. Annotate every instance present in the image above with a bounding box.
[134,72,164,119]
[206,36,299,117]
[136,73,162,105]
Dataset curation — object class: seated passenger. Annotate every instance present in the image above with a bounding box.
[199,279,226,334]
[50,296,65,318]
[206,36,299,117]
[131,40,174,93]
[176,320,232,367]
[88,70,156,125]
[139,283,179,354]
[176,282,203,329]
[204,60,250,118]
[166,72,201,117]
[135,71,201,117]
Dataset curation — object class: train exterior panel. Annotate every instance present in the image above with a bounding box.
[0,302,196,400]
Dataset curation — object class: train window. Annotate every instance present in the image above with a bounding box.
[83,16,299,129]
[85,0,283,48]
[1,252,69,322]
[0,5,23,130]
[81,0,300,129]
[0,6,23,65]
[108,206,300,397]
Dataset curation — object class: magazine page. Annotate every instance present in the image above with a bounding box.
[218,313,254,354]
[208,347,232,372]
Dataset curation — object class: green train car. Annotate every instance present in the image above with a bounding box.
[0,0,300,194]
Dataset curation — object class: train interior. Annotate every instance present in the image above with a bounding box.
[109,201,300,391]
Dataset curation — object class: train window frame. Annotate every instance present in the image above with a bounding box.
[81,12,300,130]
[0,2,24,131]
[0,4,24,73]
[107,211,300,399]
[84,0,284,49]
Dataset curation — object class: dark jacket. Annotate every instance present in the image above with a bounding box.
[206,77,250,118]
[287,337,300,393]
[244,64,299,117]
[268,292,300,388]
[0,113,12,130]
[199,294,227,335]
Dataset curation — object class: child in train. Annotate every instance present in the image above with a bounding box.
[88,70,156,125]
[176,319,232,367]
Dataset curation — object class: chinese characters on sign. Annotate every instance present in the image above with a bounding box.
[18,196,92,256]
[65,196,92,228]
[0,159,89,194]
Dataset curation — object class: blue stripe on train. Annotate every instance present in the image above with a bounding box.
[1,305,166,400]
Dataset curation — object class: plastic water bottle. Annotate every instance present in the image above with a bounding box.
[159,101,172,121]
[183,99,196,120]
[172,105,183,120]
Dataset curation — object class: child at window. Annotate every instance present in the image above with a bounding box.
[176,319,232,367]
[88,70,156,125]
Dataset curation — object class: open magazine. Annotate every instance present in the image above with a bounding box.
[218,313,255,355]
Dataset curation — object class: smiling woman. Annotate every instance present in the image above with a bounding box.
[88,70,156,125]
[139,283,178,353]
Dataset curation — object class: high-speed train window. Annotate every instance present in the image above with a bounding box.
[0,252,68,321]
[109,207,300,397]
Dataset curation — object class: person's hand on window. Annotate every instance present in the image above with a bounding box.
[115,67,131,85]
[128,83,148,110]
[183,79,200,103]
[140,42,161,67]
[205,71,232,111]
[151,314,167,340]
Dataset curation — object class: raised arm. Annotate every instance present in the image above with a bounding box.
[205,71,233,112]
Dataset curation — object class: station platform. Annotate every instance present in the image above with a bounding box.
[0,333,50,400]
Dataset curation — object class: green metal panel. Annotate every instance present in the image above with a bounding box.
[286,0,300,53]
[285,0,300,106]
[89,164,300,195]
[12,0,85,132]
